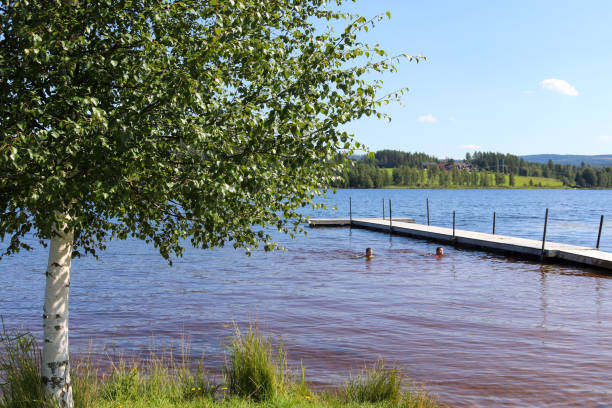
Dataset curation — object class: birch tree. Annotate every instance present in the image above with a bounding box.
[0,1,420,406]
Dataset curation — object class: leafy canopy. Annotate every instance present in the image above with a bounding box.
[0,0,420,261]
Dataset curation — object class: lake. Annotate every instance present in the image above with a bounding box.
[2,189,612,407]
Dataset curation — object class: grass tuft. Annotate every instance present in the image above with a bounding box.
[341,360,439,408]
[343,360,403,403]
[225,325,287,401]
[0,327,51,408]
[101,363,140,401]
[71,348,100,408]
[95,344,217,404]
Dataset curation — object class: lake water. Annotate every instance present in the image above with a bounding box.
[3,189,612,407]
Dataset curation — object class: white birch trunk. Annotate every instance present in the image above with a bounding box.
[42,215,74,408]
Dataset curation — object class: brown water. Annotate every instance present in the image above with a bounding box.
[3,189,612,407]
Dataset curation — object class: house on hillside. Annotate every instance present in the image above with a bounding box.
[422,161,474,171]
[452,162,473,171]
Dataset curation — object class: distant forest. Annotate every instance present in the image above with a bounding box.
[520,154,612,168]
[334,150,612,188]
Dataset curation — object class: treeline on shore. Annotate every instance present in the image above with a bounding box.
[334,150,612,188]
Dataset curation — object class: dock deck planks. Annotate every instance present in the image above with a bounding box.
[308,217,414,227]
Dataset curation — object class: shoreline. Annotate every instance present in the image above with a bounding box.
[1,328,441,408]
[333,185,612,190]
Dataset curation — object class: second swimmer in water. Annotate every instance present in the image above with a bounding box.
[422,247,444,258]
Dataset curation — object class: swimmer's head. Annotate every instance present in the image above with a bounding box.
[436,247,444,256]
[365,247,373,257]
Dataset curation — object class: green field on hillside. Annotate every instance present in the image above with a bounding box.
[380,168,565,188]
[513,175,564,187]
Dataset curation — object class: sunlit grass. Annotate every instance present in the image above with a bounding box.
[0,328,51,408]
[514,175,564,187]
[380,168,566,189]
[225,325,286,401]
[343,360,403,403]
[0,325,442,408]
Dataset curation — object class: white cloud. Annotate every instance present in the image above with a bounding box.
[540,79,579,96]
[598,135,612,142]
[461,144,481,150]
[448,116,456,121]
[417,114,438,123]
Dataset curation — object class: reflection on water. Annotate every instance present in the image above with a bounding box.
[3,189,612,407]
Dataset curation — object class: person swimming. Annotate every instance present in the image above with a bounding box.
[422,247,444,257]
[365,247,373,260]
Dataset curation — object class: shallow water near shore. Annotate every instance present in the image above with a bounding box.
[3,189,612,407]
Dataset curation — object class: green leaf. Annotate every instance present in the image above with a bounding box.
[0,0,416,264]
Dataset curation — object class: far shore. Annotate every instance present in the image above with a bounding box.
[337,185,577,190]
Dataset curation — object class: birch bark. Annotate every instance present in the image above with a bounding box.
[42,215,74,408]
[43,3,76,405]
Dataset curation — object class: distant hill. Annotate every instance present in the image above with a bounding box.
[520,154,612,168]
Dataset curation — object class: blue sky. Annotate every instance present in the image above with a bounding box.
[339,0,612,159]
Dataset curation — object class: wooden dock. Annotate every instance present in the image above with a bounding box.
[308,218,415,227]
[309,217,612,271]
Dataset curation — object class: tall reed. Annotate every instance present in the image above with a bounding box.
[343,359,403,403]
[342,359,440,408]
[0,324,440,408]
[224,325,287,401]
[0,328,50,408]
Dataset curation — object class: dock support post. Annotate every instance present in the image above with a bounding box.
[382,199,385,220]
[492,212,496,235]
[349,197,352,226]
[452,211,456,240]
[541,208,549,259]
[597,215,604,249]
[389,199,393,234]
[426,198,430,226]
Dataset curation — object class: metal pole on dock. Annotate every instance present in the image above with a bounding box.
[349,197,352,226]
[389,199,393,234]
[382,199,385,220]
[492,212,496,235]
[426,198,430,226]
[541,208,549,259]
[597,215,604,249]
[452,211,456,239]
